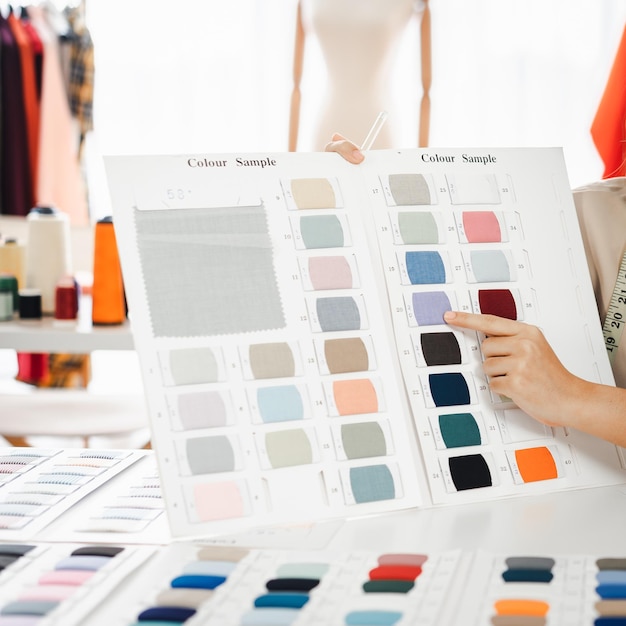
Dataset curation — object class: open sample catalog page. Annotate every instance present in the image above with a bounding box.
[105,147,625,538]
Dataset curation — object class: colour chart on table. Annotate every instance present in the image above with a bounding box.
[41,541,626,626]
[105,148,626,538]
[0,447,144,540]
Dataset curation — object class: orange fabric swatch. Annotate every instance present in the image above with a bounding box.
[333,379,378,415]
[494,599,550,617]
[515,447,558,483]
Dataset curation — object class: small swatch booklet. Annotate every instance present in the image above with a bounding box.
[105,147,626,539]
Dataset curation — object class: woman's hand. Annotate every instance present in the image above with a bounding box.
[443,310,587,429]
[445,309,626,446]
[324,133,364,164]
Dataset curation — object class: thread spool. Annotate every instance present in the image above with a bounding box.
[54,276,78,321]
[92,216,126,325]
[24,206,72,314]
[0,274,18,312]
[16,353,49,386]
[0,237,26,289]
[19,288,42,319]
[0,285,12,321]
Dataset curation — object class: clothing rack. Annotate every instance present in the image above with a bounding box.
[0,0,92,223]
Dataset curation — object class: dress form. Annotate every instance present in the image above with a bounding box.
[289,0,429,151]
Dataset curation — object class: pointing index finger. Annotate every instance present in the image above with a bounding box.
[443,310,521,336]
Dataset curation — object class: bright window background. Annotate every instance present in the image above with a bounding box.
[85,0,626,221]
[2,0,625,441]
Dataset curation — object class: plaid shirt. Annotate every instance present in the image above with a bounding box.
[64,5,94,152]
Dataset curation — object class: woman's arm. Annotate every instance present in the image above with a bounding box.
[326,134,626,447]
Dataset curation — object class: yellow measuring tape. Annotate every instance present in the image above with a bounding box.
[603,250,626,363]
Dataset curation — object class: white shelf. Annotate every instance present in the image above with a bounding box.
[0,296,134,353]
[0,317,134,352]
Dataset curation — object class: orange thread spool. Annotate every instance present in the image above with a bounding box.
[92,216,126,325]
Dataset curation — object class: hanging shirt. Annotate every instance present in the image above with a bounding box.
[8,11,40,198]
[0,12,33,216]
[19,14,44,100]
[64,5,94,157]
[27,5,88,225]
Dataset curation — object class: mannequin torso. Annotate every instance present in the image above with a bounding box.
[301,0,423,150]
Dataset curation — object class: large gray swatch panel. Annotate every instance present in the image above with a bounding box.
[134,204,285,337]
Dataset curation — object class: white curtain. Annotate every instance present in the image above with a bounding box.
[85,0,626,220]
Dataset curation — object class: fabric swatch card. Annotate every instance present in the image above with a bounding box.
[42,543,620,626]
[362,148,624,505]
[105,148,625,538]
[0,541,155,625]
[105,153,424,538]
[0,448,144,541]
[82,542,463,626]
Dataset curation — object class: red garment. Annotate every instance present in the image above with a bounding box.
[19,17,44,99]
[591,24,626,178]
[8,12,40,198]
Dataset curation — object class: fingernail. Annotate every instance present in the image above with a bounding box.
[352,149,364,162]
[443,311,456,321]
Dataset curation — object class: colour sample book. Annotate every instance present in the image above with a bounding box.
[105,148,625,538]
[359,148,625,505]
[105,152,424,537]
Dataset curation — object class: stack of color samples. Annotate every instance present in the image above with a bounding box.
[345,553,427,625]
[0,542,36,574]
[595,558,626,625]
[241,560,329,625]
[492,599,550,625]
[0,544,125,623]
[0,448,141,536]
[129,545,249,624]
[491,556,555,625]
